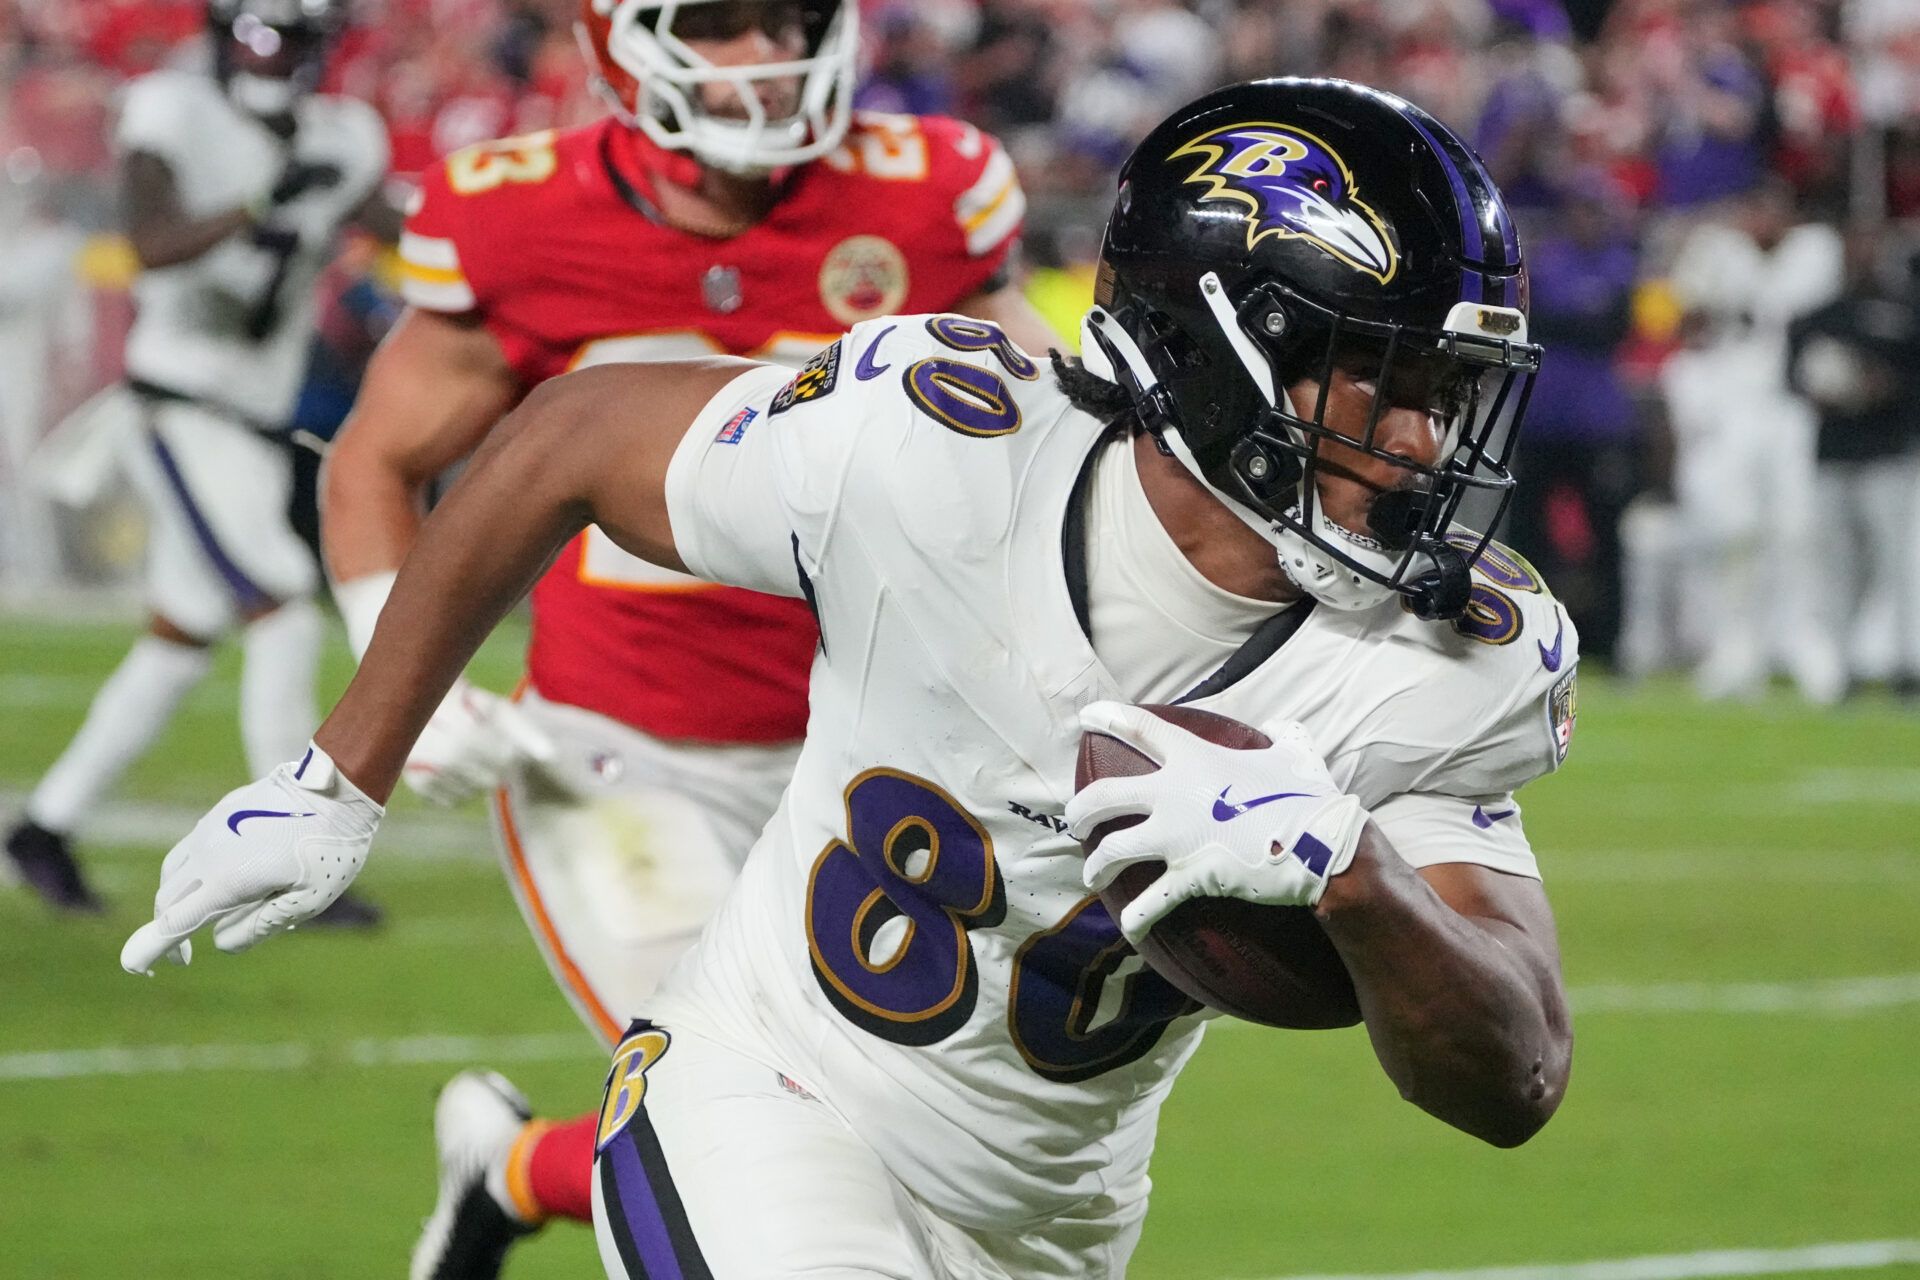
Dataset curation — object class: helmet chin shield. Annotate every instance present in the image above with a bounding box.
[582,0,857,175]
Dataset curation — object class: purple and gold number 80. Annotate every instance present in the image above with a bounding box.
[1008,897,1198,1084]
[805,770,1007,1046]
[903,359,1023,437]
[925,316,1039,380]
[901,317,1038,437]
[1445,534,1541,645]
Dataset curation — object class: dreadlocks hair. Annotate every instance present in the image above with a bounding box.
[1049,348,1137,424]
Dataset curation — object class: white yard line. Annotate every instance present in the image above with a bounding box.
[0,1031,593,1083]
[1246,1239,1920,1280]
[11,969,1917,1086]
[1567,973,1920,1015]
[0,790,491,862]
[9,791,1913,879]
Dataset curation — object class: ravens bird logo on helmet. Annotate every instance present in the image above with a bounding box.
[1169,123,1398,284]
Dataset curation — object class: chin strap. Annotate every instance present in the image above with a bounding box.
[1401,538,1472,620]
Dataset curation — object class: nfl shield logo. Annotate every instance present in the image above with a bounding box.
[715,406,758,444]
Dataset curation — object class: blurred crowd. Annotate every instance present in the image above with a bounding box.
[5,0,1920,698]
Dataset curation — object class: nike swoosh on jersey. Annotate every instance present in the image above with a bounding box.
[227,809,317,834]
[1471,805,1517,829]
[1538,611,1566,672]
[854,325,896,380]
[1211,787,1313,822]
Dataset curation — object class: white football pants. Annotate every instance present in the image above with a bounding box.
[1664,350,1845,702]
[1811,454,1920,682]
[490,690,799,1045]
[590,1021,1147,1280]
[120,399,319,637]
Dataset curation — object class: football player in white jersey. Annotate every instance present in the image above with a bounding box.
[5,0,397,919]
[125,79,1577,1278]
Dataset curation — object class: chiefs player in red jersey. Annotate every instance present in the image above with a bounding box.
[318,1,1053,1275]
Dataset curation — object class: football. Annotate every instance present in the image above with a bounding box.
[1074,704,1363,1030]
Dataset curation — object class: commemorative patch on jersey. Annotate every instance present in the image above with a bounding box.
[714,405,758,445]
[819,235,911,326]
[1548,667,1578,766]
[1169,121,1399,284]
[596,1023,672,1154]
[770,340,843,416]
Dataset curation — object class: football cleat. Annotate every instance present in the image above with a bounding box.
[4,820,105,914]
[411,1071,540,1280]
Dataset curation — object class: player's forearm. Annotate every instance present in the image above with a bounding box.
[320,310,522,589]
[313,388,596,802]
[128,206,255,269]
[319,432,429,586]
[1316,829,1571,1147]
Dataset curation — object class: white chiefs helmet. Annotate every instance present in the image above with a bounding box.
[578,0,858,175]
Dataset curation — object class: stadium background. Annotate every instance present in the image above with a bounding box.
[2,1,1917,1277]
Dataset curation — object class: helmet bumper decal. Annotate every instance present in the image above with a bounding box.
[1169,122,1398,285]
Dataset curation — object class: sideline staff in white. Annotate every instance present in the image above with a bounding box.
[1789,229,1920,693]
[1663,180,1845,703]
[4,0,398,914]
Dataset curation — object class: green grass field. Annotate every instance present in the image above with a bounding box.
[2,611,1916,1280]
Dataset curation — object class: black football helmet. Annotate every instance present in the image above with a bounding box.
[1081,77,1542,620]
[209,0,345,116]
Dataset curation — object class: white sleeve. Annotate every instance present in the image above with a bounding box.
[663,351,864,596]
[1367,791,1541,881]
[114,74,196,164]
[339,98,392,205]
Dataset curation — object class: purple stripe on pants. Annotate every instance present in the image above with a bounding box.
[146,427,277,615]
[606,1125,685,1280]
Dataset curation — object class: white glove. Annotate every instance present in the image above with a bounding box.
[120,743,383,975]
[402,678,556,807]
[1065,701,1369,943]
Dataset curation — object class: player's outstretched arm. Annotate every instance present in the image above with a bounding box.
[1317,844,1572,1148]
[121,358,754,974]
[320,356,754,800]
[320,310,546,804]
[122,152,255,269]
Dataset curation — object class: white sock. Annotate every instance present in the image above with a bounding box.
[27,635,213,832]
[240,598,323,776]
